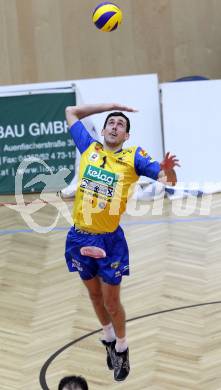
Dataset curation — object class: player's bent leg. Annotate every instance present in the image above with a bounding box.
[83,276,111,325]
[102,282,125,338]
[80,246,106,258]
[101,282,130,381]
[83,277,116,370]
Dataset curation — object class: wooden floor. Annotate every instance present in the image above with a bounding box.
[1,193,221,390]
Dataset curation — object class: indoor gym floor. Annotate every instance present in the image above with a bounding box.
[1,193,221,390]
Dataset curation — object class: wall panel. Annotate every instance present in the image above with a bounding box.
[0,0,220,85]
[16,0,38,83]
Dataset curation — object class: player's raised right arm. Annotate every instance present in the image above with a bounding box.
[65,103,138,127]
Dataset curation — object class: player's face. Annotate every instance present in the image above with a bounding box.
[102,116,129,148]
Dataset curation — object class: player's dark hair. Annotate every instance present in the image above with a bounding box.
[58,375,88,390]
[103,112,130,133]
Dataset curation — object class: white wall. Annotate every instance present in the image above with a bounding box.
[161,80,221,189]
[76,74,163,162]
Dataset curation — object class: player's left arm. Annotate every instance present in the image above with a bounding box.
[65,103,138,128]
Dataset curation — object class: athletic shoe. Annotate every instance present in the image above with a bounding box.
[114,348,130,381]
[101,339,116,370]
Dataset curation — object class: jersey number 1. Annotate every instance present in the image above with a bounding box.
[100,156,107,169]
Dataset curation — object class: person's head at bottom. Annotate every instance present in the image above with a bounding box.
[58,375,88,390]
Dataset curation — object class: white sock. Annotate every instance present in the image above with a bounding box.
[115,336,128,353]
[102,323,116,342]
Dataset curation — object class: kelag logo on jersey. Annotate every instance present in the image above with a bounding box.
[84,165,117,186]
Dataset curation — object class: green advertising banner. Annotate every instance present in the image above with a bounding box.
[0,91,76,194]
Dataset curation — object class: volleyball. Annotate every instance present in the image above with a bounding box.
[92,2,122,32]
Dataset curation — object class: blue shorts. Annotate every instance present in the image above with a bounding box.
[65,225,129,285]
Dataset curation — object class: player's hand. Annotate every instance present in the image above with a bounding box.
[160,152,181,170]
[159,152,180,186]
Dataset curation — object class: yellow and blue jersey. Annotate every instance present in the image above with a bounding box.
[70,121,160,233]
